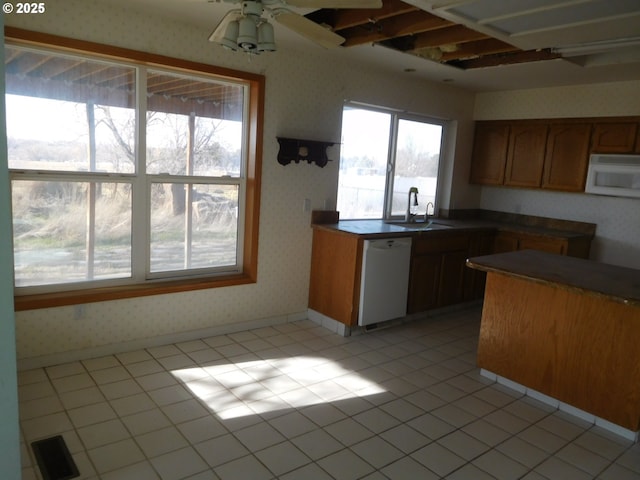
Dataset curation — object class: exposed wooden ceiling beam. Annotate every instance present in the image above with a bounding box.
[450,49,561,69]
[340,11,453,47]
[304,0,562,69]
[439,38,519,61]
[412,24,489,50]
[330,0,420,30]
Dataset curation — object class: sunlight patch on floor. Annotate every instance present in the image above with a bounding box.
[172,355,387,419]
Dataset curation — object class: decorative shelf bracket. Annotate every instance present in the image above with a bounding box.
[277,137,335,168]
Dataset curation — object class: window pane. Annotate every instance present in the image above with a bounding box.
[11,180,132,287]
[149,183,239,273]
[391,119,442,217]
[337,107,391,219]
[5,47,136,173]
[146,70,244,177]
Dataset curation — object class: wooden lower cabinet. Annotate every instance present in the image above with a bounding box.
[492,232,519,254]
[309,226,593,326]
[407,254,441,313]
[308,228,362,326]
[492,231,591,258]
[408,232,471,314]
[464,231,494,301]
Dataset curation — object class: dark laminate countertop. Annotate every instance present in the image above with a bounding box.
[467,250,640,307]
[312,218,593,240]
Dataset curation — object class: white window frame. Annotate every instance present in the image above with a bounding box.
[338,102,447,221]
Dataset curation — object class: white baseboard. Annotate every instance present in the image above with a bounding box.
[480,369,639,442]
[307,309,351,337]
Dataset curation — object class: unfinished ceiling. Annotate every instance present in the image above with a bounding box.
[40,0,640,91]
[305,0,640,70]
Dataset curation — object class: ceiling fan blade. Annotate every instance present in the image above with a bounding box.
[208,9,241,43]
[273,10,345,48]
[282,0,382,7]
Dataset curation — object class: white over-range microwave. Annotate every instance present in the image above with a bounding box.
[585,154,640,199]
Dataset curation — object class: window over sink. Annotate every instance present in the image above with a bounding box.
[336,103,445,220]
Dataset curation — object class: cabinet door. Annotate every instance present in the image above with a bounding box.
[542,123,591,192]
[493,232,519,253]
[465,232,494,301]
[470,122,509,185]
[591,122,638,153]
[505,124,548,187]
[408,254,441,314]
[438,250,468,307]
[308,229,362,326]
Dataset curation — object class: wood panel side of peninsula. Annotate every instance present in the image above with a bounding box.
[468,251,640,431]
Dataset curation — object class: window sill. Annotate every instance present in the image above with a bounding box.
[14,273,256,311]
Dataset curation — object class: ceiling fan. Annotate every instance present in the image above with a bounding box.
[208,0,383,53]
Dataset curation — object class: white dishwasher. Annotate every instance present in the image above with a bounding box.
[358,237,412,327]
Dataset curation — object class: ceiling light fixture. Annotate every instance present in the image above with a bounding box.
[213,1,277,54]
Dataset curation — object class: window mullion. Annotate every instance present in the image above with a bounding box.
[131,66,148,282]
[384,114,400,219]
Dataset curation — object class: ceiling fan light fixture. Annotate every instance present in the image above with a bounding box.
[220,20,240,51]
[237,16,258,51]
[258,21,276,52]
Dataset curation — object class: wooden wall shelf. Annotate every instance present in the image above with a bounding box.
[276,137,335,167]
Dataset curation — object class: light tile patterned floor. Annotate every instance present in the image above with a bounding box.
[18,308,640,479]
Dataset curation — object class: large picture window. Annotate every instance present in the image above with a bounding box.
[5,30,263,309]
[337,103,445,220]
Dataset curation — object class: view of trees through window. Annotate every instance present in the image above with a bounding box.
[337,105,444,220]
[7,46,247,290]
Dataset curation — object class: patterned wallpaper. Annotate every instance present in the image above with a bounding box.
[474,81,640,120]
[6,0,476,363]
[475,82,640,269]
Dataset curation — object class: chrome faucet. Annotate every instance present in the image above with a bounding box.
[425,201,434,219]
[405,187,419,222]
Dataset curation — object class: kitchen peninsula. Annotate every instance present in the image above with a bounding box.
[467,250,640,437]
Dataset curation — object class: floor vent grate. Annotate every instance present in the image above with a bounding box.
[31,435,79,480]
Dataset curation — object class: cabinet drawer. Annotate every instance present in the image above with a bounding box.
[493,231,568,255]
[413,234,469,255]
[518,235,566,254]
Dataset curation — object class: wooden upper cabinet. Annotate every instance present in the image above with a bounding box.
[591,122,639,153]
[470,122,509,185]
[470,116,640,191]
[504,123,548,188]
[542,123,592,192]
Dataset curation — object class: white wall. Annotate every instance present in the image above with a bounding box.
[0,12,21,479]
[475,80,640,269]
[7,0,476,363]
